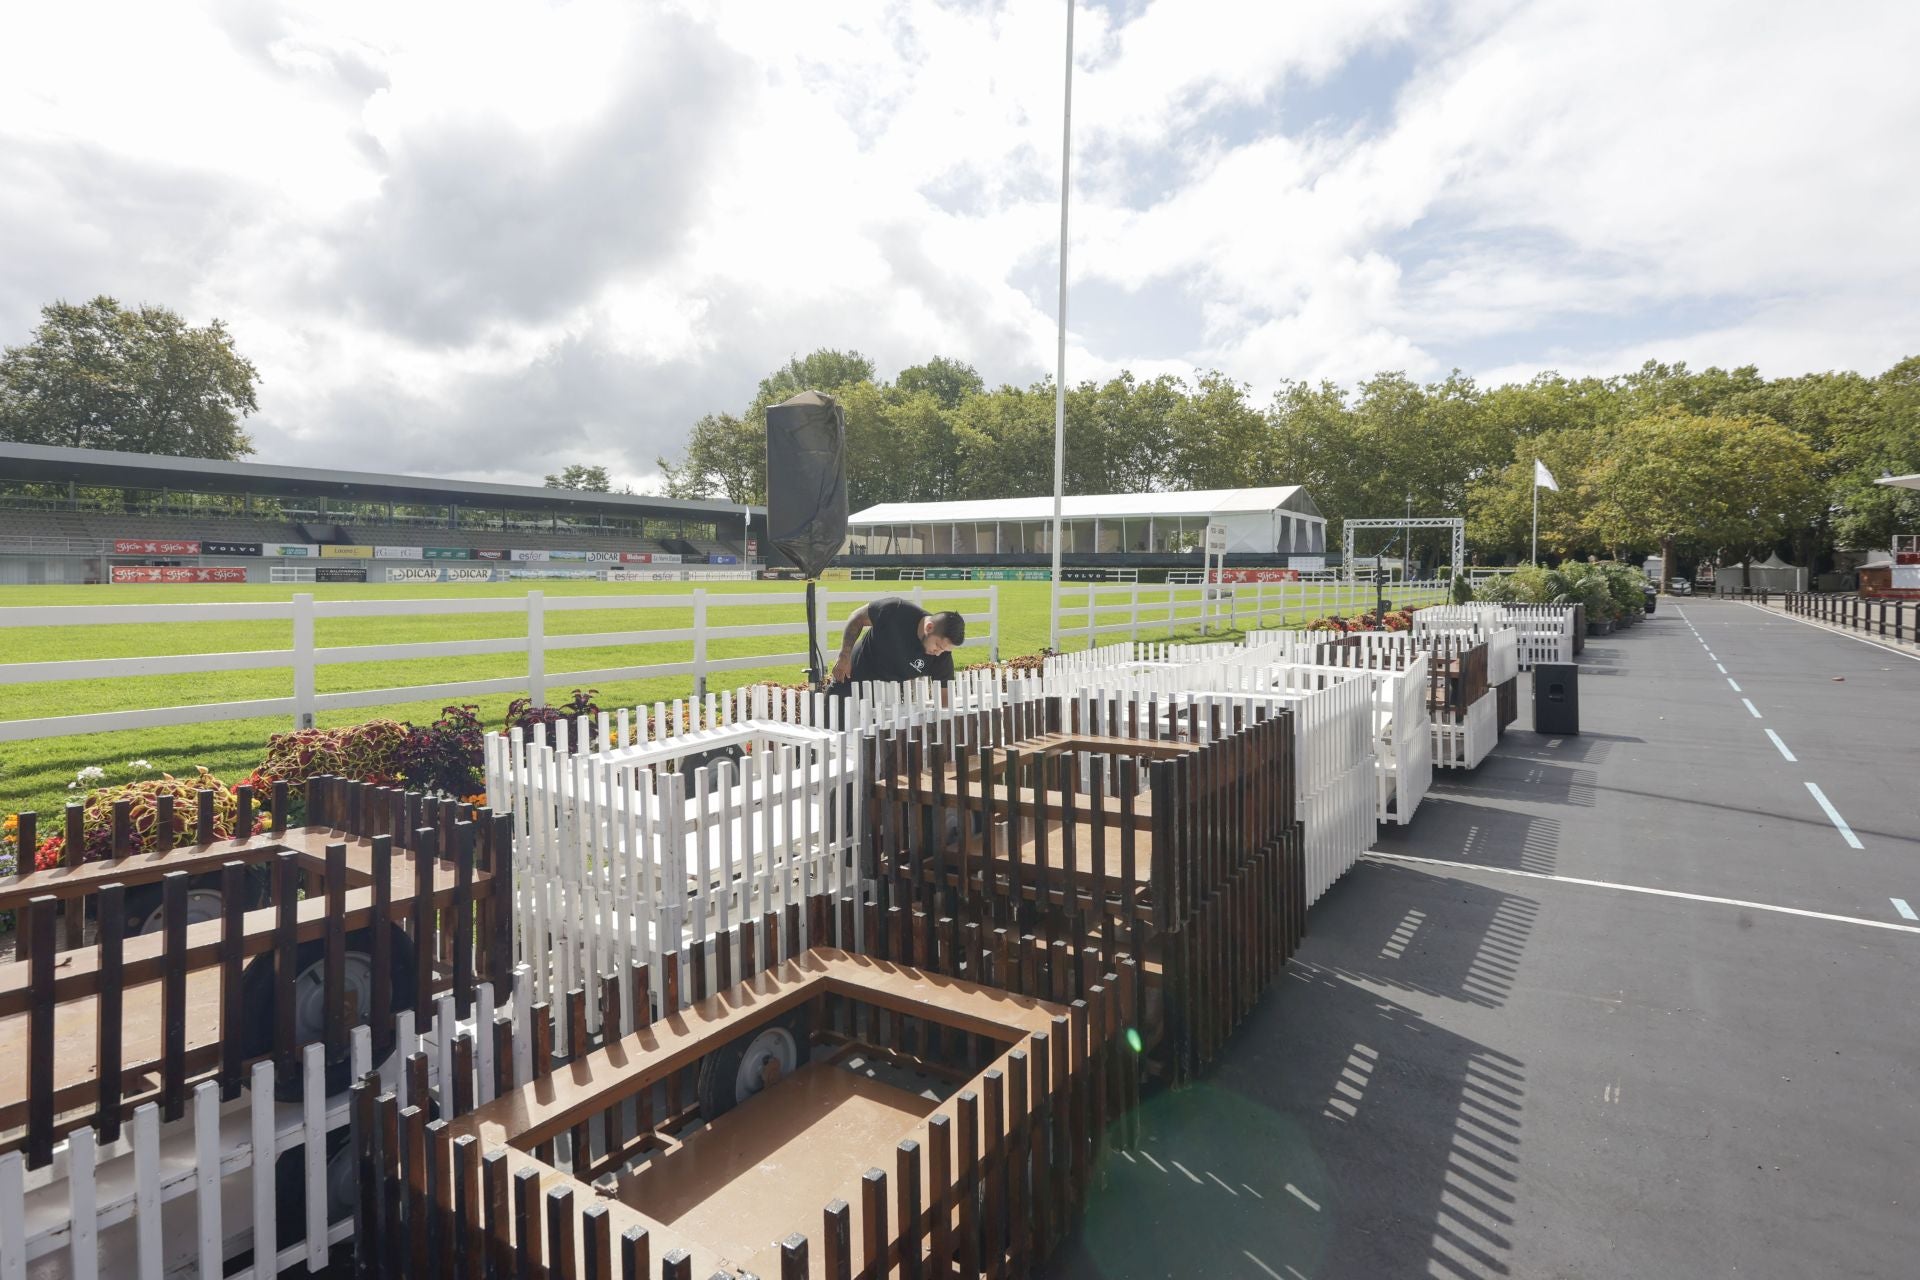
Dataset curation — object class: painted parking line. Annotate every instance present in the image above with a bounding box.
[1805,782,1864,849]
[1715,663,1727,674]
[1741,698,1762,717]
[1893,899,1918,922]
[1727,677,1742,691]
[1764,729,1797,762]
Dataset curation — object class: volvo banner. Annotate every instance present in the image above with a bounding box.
[202,540,262,557]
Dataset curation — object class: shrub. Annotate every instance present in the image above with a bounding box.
[397,704,487,797]
[259,719,409,788]
[503,688,603,750]
[29,767,263,870]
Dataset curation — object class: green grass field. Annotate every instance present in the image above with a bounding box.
[0,577,1431,828]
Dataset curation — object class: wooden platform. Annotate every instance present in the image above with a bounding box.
[618,1061,938,1263]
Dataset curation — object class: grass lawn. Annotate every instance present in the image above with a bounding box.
[0,577,1435,828]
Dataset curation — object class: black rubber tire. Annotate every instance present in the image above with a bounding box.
[239,924,417,1100]
[695,1008,813,1120]
[120,867,263,936]
[272,1125,354,1252]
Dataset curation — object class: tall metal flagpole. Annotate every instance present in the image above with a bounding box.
[1531,473,1539,564]
[1048,0,1075,652]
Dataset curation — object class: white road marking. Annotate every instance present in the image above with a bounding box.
[1765,729,1796,762]
[1285,1183,1322,1211]
[1727,677,1742,691]
[1805,782,1864,849]
[1739,601,1920,663]
[1170,1159,1205,1185]
[1244,1252,1284,1280]
[1363,853,1920,935]
[1892,898,1918,922]
[1715,663,1727,674]
[1140,1150,1168,1174]
[1205,1169,1239,1195]
[1742,698,1762,717]
[1242,1183,1265,1199]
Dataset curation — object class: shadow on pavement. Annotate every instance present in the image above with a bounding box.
[1376,796,1561,877]
[1047,864,1535,1280]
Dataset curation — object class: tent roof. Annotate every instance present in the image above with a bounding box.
[849,486,1319,525]
[1875,473,1920,491]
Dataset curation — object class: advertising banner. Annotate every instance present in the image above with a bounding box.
[111,566,246,584]
[686,568,754,581]
[201,540,262,557]
[443,567,495,583]
[508,568,600,580]
[266,543,315,558]
[1061,568,1111,582]
[1213,568,1301,584]
[710,554,739,565]
[586,551,624,563]
[651,552,682,564]
[605,569,684,582]
[113,538,200,555]
[374,545,424,560]
[747,540,759,558]
[758,568,806,580]
[510,549,550,562]
[317,567,367,583]
[619,552,653,564]
[386,567,442,583]
[925,568,970,580]
[1288,555,1326,573]
[474,549,507,560]
[973,568,1051,581]
[321,545,372,558]
[549,549,589,562]
[423,547,470,559]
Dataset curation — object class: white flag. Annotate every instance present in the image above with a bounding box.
[1534,459,1559,491]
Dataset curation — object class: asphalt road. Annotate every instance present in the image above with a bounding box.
[1047,599,1920,1279]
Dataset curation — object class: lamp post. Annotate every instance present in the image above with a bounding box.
[1046,0,1075,652]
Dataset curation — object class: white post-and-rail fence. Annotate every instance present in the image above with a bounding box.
[1055,578,1451,647]
[0,587,999,745]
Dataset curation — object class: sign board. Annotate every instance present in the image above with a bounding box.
[374,545,424,560]
[585,551,624,563]
[1212,568,1300,584]
[747,540,759,557]
[710,554,739,565]
[550,549,589,562]
[423,547,470,559]
[113,539,200,555]
[316,567,367,583]
[1289,555,1326,573]
[320,545,372,558]
[266,543,315,558]
[111,566,246,583]
[620,552,653,564]
[605,569,683,582]
[510,549,550,562]
[202,540,262,557]
[443,567,495,583]
[386,567,442,583]
[507,568,599,580]
[651,552,683,565]
[1205,523,1228,554]
[973,568,1051,581]
[474,549,508,560]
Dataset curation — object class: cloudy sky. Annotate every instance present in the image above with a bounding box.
[4,0,1917,489]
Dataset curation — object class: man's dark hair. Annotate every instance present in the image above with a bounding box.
[931,610,967,644]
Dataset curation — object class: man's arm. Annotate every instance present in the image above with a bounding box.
[830,604,870,683]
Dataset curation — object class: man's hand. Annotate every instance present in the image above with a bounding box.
[830,651,853,683]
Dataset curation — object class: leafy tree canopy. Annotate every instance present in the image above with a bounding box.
[543,463,612,492]
[0,296,259,459]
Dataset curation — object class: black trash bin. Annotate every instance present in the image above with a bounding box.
[1534,662,1579,735]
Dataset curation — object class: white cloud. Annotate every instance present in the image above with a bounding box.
[2,0,1916,489]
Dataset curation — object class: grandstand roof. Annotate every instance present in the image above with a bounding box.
[849,486,1320,525]
[0,442,757,518]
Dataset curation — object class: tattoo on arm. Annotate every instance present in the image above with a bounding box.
[840,606,869,654]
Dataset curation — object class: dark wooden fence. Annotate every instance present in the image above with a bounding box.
[1784,591,1918,642]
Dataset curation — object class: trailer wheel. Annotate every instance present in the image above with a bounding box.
[240,924,418,1099]
[695,1009,811,1120]
[123,879,229,936]
[271,1126,355,1252]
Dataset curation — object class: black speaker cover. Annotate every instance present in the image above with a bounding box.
[765,390,848,579]
[1532,662,1580,735]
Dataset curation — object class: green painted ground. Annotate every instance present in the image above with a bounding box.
[0,578,1437,827]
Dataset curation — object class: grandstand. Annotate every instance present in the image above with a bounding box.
[0,442,761,584]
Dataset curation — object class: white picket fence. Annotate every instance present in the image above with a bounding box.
[1055,579,1451,648]
[2,981,518,1280]
[0,586,998,743]
[1434,691,1499,769]
[1414,604,1573,671]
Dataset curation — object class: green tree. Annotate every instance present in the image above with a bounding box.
[895,357,984,409]
[749,349,876,419]
[0,296,259,458]
[657,413,762,503]
[543,463,612,492]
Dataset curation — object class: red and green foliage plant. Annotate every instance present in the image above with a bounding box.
[258,719,409,788]
[396,704,488,798]
[503,688,603,749]
[29,767,263,870]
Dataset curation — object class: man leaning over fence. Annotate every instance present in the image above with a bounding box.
[826,596,965,696]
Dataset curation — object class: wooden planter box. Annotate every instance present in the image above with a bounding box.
[0,778,511,1169]
[862,695,1305,1084]
[350,901,1132,1280]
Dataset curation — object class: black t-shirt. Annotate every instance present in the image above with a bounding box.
[850,597,954,684]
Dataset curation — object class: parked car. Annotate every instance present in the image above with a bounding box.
[1669,577,1693,595]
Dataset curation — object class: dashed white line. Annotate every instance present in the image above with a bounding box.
[1241,1183,1265,1199]
[1170,1159,1205,1185]
[1805,783,1864,849]
[1764,729,1796,762]
[1892,898,1918,922]
[1715,663,1727,674]
[1363,852,1920,935]
[1727,677,1742,691]
[1205,1170,1239,1196]
[1139,1150,1168,1174]
[1741,698,1762,717]
[1285,1183,1321,1211]
[1244,1252,1284,1280]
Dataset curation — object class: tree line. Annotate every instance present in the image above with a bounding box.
[660,349,1920,569]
